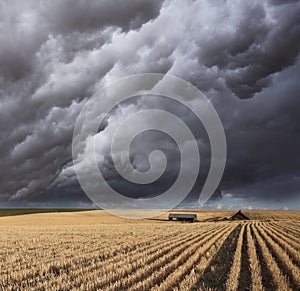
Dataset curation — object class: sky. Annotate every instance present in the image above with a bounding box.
[0,0,300,209]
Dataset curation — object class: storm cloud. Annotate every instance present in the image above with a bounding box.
[0,0,299,208]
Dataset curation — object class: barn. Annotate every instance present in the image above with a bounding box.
[168,213,197,222]
[230,210,249,220]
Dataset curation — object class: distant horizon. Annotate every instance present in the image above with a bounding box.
[0,206,299,211]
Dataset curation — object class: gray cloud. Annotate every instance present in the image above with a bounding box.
[200,2,300,98]
[0,0,299,208]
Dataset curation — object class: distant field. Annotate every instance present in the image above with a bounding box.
[0,210,299,290]
[0,208,94,217]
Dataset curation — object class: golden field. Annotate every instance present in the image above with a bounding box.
[0,210,299,290]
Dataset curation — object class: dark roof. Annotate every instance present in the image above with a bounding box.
[169,213,197,218]
[230,210,249,220]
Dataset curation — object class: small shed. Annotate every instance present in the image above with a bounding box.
[230,210,249,220]
[168,213,197,222]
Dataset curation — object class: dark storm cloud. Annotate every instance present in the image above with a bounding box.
[200,1,300,98]
[0,0,299,207]
[220,59,300,201]
[0,0,163,81]
[0,0,164,202]
[45,0,164,33]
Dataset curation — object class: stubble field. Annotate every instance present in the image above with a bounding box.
[0,210,299,290]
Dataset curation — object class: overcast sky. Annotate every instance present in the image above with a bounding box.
[0,0,299,209]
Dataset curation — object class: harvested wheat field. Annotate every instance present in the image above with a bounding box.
[0,210,299,290]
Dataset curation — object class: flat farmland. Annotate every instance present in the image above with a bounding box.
[0,210,299,290]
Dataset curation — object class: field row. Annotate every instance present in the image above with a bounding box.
[0,220,299,290]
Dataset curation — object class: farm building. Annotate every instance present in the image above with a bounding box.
[230,210,249,220]
[168,213,197,222]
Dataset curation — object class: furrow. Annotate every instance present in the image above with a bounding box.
[251,223,292,291]
[246,223,264,291]
[193,223,242,290]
